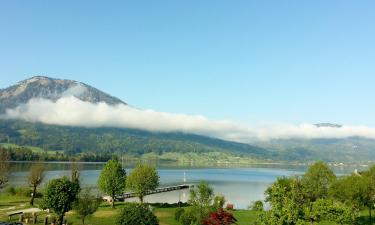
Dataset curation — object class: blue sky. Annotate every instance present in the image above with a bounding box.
[1,0,375,126]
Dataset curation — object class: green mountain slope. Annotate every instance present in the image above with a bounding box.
[0,119,271,160]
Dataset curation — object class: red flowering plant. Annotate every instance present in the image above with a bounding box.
[203,208,238,225]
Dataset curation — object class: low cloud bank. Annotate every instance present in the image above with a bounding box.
[2,96,375,142]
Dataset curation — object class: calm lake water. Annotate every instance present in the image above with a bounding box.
[7,162,355,209]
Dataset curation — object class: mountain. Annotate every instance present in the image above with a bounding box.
[1,76,375,163]
[0,76,125,113]
[0,76,271,162]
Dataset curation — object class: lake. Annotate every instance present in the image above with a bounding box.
[6,162,355,209]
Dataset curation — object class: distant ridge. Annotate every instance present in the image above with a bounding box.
[315,123,343,128]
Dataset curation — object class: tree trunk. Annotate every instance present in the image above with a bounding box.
[369,206,372,225]
[111,193,115,208]
[81,217,85,225]
[140,195,144,204]
[30,185,36,206]
[57,214,64,225]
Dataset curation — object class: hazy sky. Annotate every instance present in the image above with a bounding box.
[1,1,375,126]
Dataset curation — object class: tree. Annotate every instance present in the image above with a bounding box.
[249,200,264,211]
[213,195,226,210]
[116,203,159,225]
[0,150,10,189]
[302,161,336,201]
[189,181,214,208]
[97,159,126,208]
[361,166,375,225]
[203,208,237,225]
[71,161,80,183]
[40,177,80,225]
[28,162,45,206]
[126,164,159,203]
[74,188,101,225]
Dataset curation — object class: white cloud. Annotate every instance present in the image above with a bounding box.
[2,96,375,142]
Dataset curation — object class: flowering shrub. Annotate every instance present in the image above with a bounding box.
[203,208,237,225]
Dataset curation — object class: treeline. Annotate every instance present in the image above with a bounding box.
[0,146,113,162]
[0,119,267,159]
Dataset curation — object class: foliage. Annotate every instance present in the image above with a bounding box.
[179,207,200,225]
[116,203,159,225]
[0,150,10,189]
[74,188,101,225]
[28,162,45,206]
[203,208,237,225]
[249,200,264,211]
[174,208,185,221]
[40,176,80,225]
[189,181,214,208]
[302,161,336,201]
[97,159,126,208]
[213,195,226,210]
[126,163,159,203]
[259,162,350,225]
[0,119,268,161]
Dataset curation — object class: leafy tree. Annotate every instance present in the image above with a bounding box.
[361,166,375,225]
[116,203,159,225]
[249,200,264,211]
[126,164,159,203]
[174,208,185,221]
[179,207,200,225]
[203,208,237,225]
[71,162,80,183]
[213,195,226,210]
[0,150,10,189]
[330,167,375,225]
[74,188,101,225]
[189,181,214,208]
[302,161,336,201]
[97,159,126,208]
[28,162,45,206]
[40,177,80,225]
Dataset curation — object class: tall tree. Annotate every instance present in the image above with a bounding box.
[97,159,126,208]
[361,166,375,225]
[0,150,10,189]
[40,177,80,225]
[74,188,100,225]
[127,164,159,203]
[189,181,214,208]
[28,162,45,206]
[302,161,336,201]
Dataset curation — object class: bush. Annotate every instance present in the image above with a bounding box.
[249,200,264,211]
[174,208,185,221]
[116,203,159,225]
[203,209,237,225]
[15,186,32,197]
[179,208,199,225]
[4,186,16,195]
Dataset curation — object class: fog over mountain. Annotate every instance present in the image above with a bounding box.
[1,76,375,143]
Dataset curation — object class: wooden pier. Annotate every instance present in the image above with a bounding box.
[103,184,194,201]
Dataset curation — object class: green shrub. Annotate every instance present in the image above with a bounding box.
[15,186,32,197]
[179,208,199,225]
[174,208,185,221]
[249,200,264,211]
[116,203,159,225]
[4,186,16,195]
